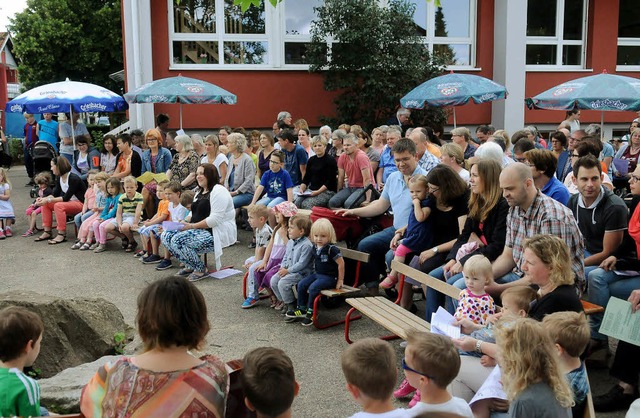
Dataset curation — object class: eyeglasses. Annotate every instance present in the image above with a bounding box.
[146,138,157,142]
[402,358,434,379]
[269,160,282,164]
[631,175,640,182]
[571,153,580,158]
[428,186,440,193]
[524,162,535,167]
[514,157,526,163]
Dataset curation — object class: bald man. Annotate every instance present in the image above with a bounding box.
[483,163,585,295]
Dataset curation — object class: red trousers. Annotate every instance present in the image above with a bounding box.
[41,201,84,233]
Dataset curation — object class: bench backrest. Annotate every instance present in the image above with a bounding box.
[391,260,461,300]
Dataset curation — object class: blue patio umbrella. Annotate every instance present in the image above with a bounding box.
[5,78,128,147]
[526,71,640,139]
[400,72,508,128]
[124,75,237,129]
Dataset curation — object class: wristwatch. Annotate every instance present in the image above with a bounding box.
[475,340,483,353]
[431,246,439,254]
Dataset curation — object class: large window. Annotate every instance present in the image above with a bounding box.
[526,0,587,68]
[282,0,322,65]
[170,0,269,68]
[408,0,476,68]
[617,0,640,70]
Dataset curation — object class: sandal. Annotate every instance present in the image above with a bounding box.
[79,243,92,251]
[34,232,52,242]
[379,275,399,289]
[121,237,129,249]
[48,235,67,245]
[269,296,278,308]
[274,300,285,310]
[125,241,138,253]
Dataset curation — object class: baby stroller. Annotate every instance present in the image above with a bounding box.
[29,141,57,198]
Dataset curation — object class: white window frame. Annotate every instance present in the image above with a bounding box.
[168,0,275,70]
[617,37,640,71]
[525,0,588,70]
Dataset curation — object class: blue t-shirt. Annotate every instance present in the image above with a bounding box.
[541,176,570,206]
[260,169,294,199]
[379,146,398,183]
[314,244,342,277]
[284,144,309,186]
[37,119,59,150]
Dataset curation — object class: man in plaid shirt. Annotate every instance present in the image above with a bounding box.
[487,162,585,295]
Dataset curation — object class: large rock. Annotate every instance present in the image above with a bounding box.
[39,355,122,414]
[0,291,132,378]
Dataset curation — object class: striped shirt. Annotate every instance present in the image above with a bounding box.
[0,367,40,417]
[118,192,143,215]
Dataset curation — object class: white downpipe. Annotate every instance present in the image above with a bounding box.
[131,0,143,129]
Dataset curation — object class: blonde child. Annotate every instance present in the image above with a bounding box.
[495,318,574,417]
[99,176,143,253]
[0,306,45,417]
[403,332,472,418]
[542,311,591,418]
[73,170,99,236]
[92,178,123,252]
[137,180,170,263]
[274,215,314,322]
[72,172,109,250]
[154,182,188,271]
[341,338,406,417]
[380,174,434,289]
[252,201,295,310]
[288,218,345,326]
[22,172,52,237]
[454,255,496,326]
[241,204,273,308]
[0,167,14,238]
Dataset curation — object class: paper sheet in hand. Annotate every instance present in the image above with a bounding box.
[469,365,507,406]
[293,186,312,197]
[208,268,243,279]
[161,221,184,231]
[430,307,461,339]
[599,296,640,346]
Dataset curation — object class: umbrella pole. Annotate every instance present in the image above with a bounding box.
[601,111,604,142]
[70,106,76,149]
[180,102,183,130]
[453,107,457,129]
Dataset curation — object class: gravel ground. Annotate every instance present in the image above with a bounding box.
[0,165,628,417]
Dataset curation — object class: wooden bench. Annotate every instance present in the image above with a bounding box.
[310,247,369,329]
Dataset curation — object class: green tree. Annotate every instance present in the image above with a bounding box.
[9,0,123,92]
[307,0,446,130]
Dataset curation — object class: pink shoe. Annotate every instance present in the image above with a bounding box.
[379,275,398,289]
[0,229,5,239]
[4,227,12,237]
[408,390,421,408]
[393,378,416,398]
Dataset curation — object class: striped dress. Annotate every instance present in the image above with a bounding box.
[80,355,229,418]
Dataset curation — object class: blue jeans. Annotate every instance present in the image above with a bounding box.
[447,271,521,313]
[329,187,366,209]
[587,268,640,340]
[357,226,395,288]
[256,196,286,208]
[297,273,337,309]
[74,210,94,231]
[232,192,253,209]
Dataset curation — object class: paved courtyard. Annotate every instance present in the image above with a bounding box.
[0,165,627,417]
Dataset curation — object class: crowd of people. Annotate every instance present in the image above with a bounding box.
[2,108,640,417]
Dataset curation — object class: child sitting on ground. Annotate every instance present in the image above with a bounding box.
[454,255,496,326]
[23,172,53,237]
[542,311,591,418]
[403,332,472,417]
[0,306,45,417]
[253,201,295,310]
[73,171,109,250]
[241,204,273,308]
[287,218,344,326]
[271,215,314,322]
[136,180,170,263]
[100,176,143,253]
[381,174,434,289]
[154,182,189,271]
[73,170,99,236]
[240,347,299,418]
[341,337,406,417]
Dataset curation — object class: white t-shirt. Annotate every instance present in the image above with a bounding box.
[201,153,229,171]
[168,202,188,222]
[59,175,79,201]
[407,398,473,418]
[349,409,408,418]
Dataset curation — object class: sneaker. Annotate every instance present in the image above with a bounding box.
[175,268,194,277]
[301,312,314,327]
[89,242,100,250]
[393,378,416,399]
[134,250,147,258]
[594,384,638,412]
[21,229,35,237]
[379,275,398,289]
[187,272,207,282]
[4,227,12,237]
[71,242,84,250]
[142,254,163,264]
[408,390,421,408]
[93,244,107,253]
[156,259,174,271]
[0,229,5,240]
[247,242,256,249]
[285,308,306,322]
[241,297,260,309]
[79,243,91,251]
